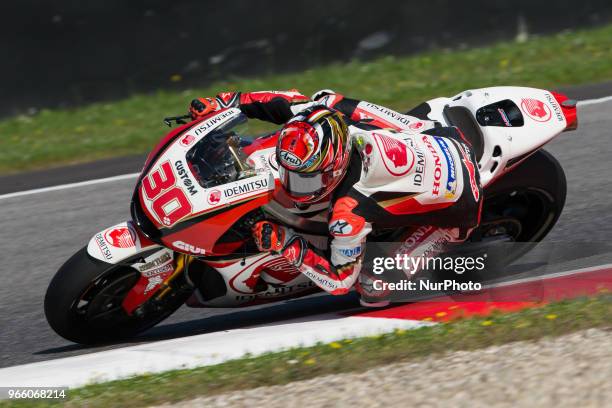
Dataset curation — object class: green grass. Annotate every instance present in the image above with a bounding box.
[1,24,612,174]
[3,295,611,408]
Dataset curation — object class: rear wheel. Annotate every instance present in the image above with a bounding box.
[44,247,192,344]
[452,149,566,281]
[477,149,566,252]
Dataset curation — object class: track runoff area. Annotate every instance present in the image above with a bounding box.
[0,97,611,389]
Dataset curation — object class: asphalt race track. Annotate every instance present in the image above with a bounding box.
[1,88,611,369]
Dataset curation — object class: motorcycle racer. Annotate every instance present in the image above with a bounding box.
[189,90,483,306]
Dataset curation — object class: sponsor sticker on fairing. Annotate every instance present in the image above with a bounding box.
[128,250,175,296]
[207,189,222,205]
[144,275,164,294]
[137,252,172,273]
[193,109,237,136]
[142,264,173,278]
[498,108,512,127]
[173,240,206,255]
[222,177,269,199]
[520,98,552,122]
[104,227,136,248]
[458,144,480,202]
[396,226,434,255]
[234,280,315,301]
[94,233,113,260]
[544,93,565,123]
[433,136,457,198]
[174,160,198,196]
[179,134,195,147]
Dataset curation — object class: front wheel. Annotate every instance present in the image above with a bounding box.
[44,247,192,344]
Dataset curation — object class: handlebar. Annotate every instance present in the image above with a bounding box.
[163,114,192,127]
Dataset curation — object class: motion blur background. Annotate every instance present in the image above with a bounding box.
[3,0,612,117]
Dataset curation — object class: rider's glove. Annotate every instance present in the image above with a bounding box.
[252,221,289,252]
[189,97,219,120]
[252,221,307,266]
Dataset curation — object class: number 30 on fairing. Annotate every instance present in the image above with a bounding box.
[141,161,192,226]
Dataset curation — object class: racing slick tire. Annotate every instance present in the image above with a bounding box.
[44,247,192,344]
[456,148,567,280]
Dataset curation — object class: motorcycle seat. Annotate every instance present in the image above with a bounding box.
[442,105,485,162]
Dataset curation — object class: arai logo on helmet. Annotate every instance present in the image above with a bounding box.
[279,150,303,168]
[172,240,206,255]
[521,98,552,122]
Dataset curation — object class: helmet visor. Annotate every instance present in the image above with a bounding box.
[279,165,335,198]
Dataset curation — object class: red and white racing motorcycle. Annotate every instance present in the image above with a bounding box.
[44,87,577,344]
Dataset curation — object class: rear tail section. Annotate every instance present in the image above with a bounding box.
[550,91,578,131]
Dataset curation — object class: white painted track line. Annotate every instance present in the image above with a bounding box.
[0,314,431,388]
[577,95,612,106]
[485,262,612,289]
[0,95,609,201]
[0,172,139,201]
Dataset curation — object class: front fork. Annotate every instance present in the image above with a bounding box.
[124,252,195,316]
[151,253,192,300]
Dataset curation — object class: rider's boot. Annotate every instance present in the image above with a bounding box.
[359,297,391,308]
[355,271,391,308]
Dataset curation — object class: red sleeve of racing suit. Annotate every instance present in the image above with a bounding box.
[311,91,362,122]
[214,89,434,130]
[280,197,372,295]
[314,91,437,131]
[214,90,311,124]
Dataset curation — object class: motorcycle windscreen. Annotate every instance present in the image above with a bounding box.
[185,114,248,188]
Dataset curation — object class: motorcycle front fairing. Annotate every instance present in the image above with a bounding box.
[130,108,276,257]
[86,109,269,261]
[84,109,276,313]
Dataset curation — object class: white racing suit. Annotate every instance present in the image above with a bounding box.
[210,89,483,302]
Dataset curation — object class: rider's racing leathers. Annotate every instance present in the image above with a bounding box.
[209,89,483,301]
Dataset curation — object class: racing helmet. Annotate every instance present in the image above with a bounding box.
[277,107,351,203]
